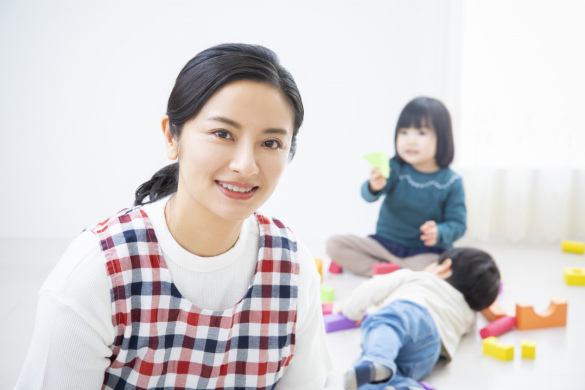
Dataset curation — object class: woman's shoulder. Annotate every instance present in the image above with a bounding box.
[41,230,105,295]
[40,230,114,337]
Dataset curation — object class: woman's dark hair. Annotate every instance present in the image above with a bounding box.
[393,97,454,168]
[438,247,501,311]
[134,43,304,206]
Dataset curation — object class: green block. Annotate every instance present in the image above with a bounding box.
[363,152,390,178]
[320,285,335,303]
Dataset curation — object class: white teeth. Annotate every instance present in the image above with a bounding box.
[219,181,254,193]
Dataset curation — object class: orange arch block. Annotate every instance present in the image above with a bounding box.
[515,299,567,330]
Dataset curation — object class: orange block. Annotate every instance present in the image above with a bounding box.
[481,302,507,322]
[515,298,567,330]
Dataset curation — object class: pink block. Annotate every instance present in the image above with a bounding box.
[322,302,333,315]
[328,261,343,274]
[479,315,516,339]
[323,313,366,333]
[420,381,436,390]
[372,262,400,276]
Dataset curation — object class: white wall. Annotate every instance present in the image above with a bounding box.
[0,0,461,255]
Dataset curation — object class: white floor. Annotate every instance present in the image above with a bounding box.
[2,238,585,389]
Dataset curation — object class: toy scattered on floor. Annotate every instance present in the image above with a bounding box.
[480,301,507,322]
[563,267,585,286]
[561,240,585,254]
[323,313,366,333]
[320,285,335,303]
[420,381,436,390]
[314,258,323,281]
[521,340,536,359]
[363,151,390,178]
[328,261,343,274]
[482,336,514,361]
[322,302,333,315]
[515,298,567,330]
[479,315,516,339]
[372,262,400,276]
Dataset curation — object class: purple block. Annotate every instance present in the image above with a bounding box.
[420,381,436,390]
[323,313,367,333]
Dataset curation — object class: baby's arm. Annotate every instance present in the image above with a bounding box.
[361,167,392,202]
[340,270,410,321]
[436,179,467,246]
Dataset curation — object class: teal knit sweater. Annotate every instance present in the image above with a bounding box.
[361,158,467,249]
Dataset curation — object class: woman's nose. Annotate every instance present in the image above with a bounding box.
[229,145,259,177]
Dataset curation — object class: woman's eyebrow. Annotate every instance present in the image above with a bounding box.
[208,116,241,129]
[208,116,289,136]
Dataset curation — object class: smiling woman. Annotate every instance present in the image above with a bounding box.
[16,44,331,390]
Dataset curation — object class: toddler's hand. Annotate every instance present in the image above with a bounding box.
[419,220,438,246]
[369,166,389,193]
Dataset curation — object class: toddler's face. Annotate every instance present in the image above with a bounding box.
[396,126,438,172]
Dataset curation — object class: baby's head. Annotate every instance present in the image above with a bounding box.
[425,247,501,311]
[393,97,454,168]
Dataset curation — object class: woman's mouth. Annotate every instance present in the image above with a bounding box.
[216,180,259,200]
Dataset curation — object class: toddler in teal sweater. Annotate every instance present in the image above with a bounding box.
[327,97,466,276]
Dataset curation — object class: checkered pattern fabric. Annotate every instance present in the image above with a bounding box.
[90,208,299,390]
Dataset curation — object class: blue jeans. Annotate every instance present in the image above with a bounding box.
[355,300,441,390]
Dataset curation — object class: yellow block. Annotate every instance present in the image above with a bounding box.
[521,340,536,359]
[314,258,323,281]
[483,337,514,361]
[561,240,585,254]
[563,267,585,286]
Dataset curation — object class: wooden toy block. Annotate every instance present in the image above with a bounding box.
[328,261,343,274]
[323,313,366,333]
[481,301,507,322]
[372,262,400,276]
[479,315,516,339]
[561,240,585,254]
[521,340,536,359]
[515,298,567,330]
[563,267,585,286]
[482,337,514,361]
[320,285,335,303]
[314,258,323,281]
[321,302,333,315]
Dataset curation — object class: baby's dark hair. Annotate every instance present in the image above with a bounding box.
[438,247,500,311]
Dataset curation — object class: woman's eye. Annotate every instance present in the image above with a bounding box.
[214,130,232,139]
[264,139,282,149]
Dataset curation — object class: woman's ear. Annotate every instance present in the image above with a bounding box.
[162,115,178,160]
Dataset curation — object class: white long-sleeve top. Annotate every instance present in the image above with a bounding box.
[340,269,475,360]
[16,197,331,389]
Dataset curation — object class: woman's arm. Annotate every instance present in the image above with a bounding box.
[15,232,114,390]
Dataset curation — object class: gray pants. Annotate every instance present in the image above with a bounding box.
[326,234,440,277]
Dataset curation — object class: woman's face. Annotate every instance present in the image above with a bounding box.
[171,80,294,222]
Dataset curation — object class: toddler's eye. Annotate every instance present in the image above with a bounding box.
[264,139,283,149]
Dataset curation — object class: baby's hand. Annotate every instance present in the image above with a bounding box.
[419,220,438,246]
[369,166,389,193]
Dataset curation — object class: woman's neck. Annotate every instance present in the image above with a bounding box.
[164,193,244,257]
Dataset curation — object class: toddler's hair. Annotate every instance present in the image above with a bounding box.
[438,247,500,311]
[393,97,454,167]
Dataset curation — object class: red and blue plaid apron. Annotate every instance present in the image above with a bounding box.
[90,208,299,390]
